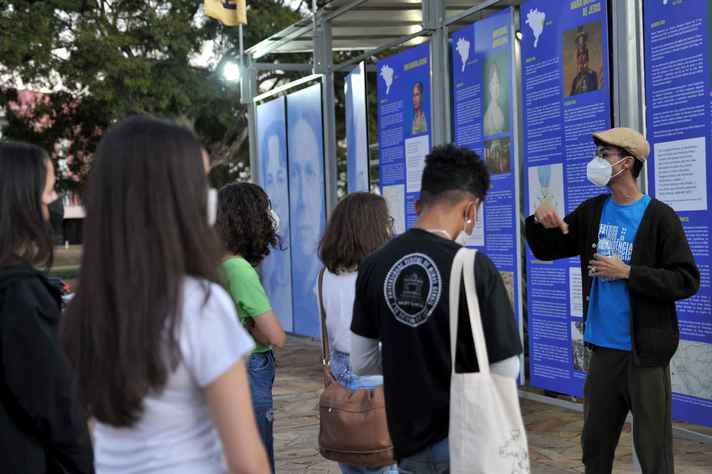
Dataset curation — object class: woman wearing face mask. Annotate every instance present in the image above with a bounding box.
[0,143,94,473]
[317,192,397,474]
[61,116,270,474]
[215,182,286,473]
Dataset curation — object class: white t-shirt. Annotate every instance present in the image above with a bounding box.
[94,278,255,474]
[318,270,358,354]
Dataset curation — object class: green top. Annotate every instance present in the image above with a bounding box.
[221,256,273,353]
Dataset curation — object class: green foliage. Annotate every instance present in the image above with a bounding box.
[0,0,301,190]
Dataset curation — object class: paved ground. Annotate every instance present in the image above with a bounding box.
[273,336,712,473]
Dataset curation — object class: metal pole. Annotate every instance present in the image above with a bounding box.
[612,0,646,191]
[314,17,339,213]
[512,7,526,386]
[612,3,646,466]
[245,57,259,184]
[239,24,245,74]
[424,0,450,146]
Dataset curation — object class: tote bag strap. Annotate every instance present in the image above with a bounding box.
[317,268,331,367]
[448,248,490,376]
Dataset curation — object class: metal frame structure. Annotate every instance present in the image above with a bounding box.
[242,0,712,455]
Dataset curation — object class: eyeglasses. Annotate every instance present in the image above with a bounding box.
[595,146,623,160]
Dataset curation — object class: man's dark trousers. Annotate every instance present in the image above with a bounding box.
[582,346,674,474]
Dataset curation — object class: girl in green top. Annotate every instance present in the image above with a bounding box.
[215,182,286,472]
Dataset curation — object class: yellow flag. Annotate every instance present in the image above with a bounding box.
[204,0,247,26]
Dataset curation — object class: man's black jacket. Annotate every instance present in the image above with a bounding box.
[525,194,700,367]
[0,264,94,473]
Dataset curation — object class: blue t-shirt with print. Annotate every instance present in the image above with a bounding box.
[584,195,651,351]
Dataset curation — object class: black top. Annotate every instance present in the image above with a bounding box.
[525,193,700,367]
[0,264,94,474]
[351,228,522,460]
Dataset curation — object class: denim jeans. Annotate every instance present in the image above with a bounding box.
[330,351,398,474]
[247,351,276,473]
[397,438,449,474]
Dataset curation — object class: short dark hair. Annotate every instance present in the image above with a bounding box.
[0,142,54,268]
[215,182,280,266]
[319,192,391,274]
[413,81,424,93]
[419,144,490,206]
[62,115,222,428]
[632,158,644,179]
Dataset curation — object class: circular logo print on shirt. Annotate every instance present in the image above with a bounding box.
[384,253,442,327]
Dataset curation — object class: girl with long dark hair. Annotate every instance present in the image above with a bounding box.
[215,182,286,472]
[0,142,94,473]
[317,192,397,474]
[61,116,270,473]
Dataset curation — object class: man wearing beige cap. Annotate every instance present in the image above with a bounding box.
[525,127,699,474]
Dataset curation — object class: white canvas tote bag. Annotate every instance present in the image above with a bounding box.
[449,248,530,474]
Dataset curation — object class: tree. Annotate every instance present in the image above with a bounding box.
[0,0,302,190]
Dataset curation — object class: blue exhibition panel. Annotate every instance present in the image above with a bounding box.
[451,7,524,382]
[377,43,432,234]
[346,62,371,193]
[256,96,294,333]
[643,0,712,427]
[286,83,327,338]
[521,0,612,396]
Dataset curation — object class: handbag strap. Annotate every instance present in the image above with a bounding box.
[317,268,331,367]
[449,248,490,375]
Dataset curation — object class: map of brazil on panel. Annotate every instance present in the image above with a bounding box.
[526,8,546,48]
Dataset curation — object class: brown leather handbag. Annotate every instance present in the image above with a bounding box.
[317,269,395,467]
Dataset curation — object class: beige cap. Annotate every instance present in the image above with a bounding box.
[592,127,650,162]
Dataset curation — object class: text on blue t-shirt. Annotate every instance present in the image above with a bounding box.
[584,194,651,351]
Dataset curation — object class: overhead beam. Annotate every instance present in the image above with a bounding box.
[252,62,314,72]
[321,0,369,22]
[333,29,432,71]
[252,74,322,103]
[445,0,505,26]
[247,17,316,59]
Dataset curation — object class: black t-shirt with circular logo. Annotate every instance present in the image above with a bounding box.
[351,228,522,460]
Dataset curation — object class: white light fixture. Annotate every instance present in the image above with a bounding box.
[515,30,523,41]
[222,61,241,82]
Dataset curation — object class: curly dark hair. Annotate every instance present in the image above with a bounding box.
[215,182,280,266]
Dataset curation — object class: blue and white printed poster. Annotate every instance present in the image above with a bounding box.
[644,0,712,427]
[451,7,522,378]
[256,96,293,332]
[377,43,432,233]
[346,62,370,193]
[521,0,612,396]
[286,84,327,338]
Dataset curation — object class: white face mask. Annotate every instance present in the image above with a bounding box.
[270,208,280,234]
[207,188,218,226]
[586,156,626,187]
[454,203,476,246]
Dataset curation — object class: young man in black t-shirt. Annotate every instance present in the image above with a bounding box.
[350,144,523,472]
